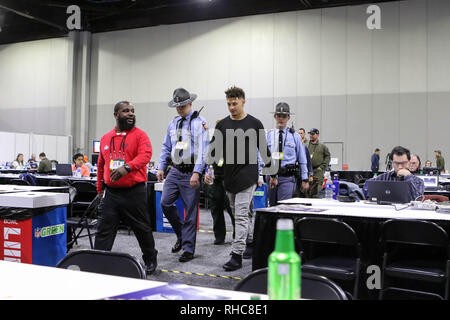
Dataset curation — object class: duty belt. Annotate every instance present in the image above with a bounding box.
[278,164,298,177]
[173,163,195,173]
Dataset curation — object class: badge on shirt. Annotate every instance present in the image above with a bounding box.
[110,159,125,171]
[218,158,224,167]
[175,141,189,150]
[272,152,284,160]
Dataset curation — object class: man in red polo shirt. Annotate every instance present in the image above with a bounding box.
[95,101,158,275]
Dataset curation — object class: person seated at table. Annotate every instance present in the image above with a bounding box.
[408,154,422,175]
[28,154,38,169]
[363,146,424,201]
[72,153,90,177]
[37,152,53,173]
[83,155,93,171]
[10,153,26,170]
[424,160,432,167]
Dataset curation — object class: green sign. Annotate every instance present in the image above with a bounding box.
[41,224,65,238]
[254,191,264,196]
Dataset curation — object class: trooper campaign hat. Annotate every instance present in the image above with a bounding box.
[168,88,197,108]
[271,102,294,115]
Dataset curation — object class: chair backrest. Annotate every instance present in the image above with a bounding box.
[296,217,359,247]
[9,178,30,186]
[48,180,71,187]
[381,219,448,247]
[382,287,444,300]
[234,268,348,300]
[302,272,348,300]
[56,249,146,279]
[71,181,97,193]
[71,181,97,202]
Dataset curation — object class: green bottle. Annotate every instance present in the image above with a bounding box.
[268,219,301,300]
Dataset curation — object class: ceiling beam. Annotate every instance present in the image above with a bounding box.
[0,0,66,31]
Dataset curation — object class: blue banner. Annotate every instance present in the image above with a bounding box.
[32,206,67,267]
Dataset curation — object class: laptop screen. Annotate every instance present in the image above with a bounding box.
[416,175,438,189]
[367,180,413,204]
[56,164,73,176]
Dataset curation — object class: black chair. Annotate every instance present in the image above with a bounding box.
[379,219,450,300]
[295,217,363,299]
[70,181,98,215]
[48,180,71,187]
[67,193,101,250]
[381,287,444,300]
[9,179,30,186]
[234,268,347,300]
[56,249,146,279]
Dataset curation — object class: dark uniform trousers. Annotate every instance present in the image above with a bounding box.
[94,182,157,264]
[207,178,235,242]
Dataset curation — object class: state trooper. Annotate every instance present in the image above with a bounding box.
[156,88,209,262]
[266,102,309,206]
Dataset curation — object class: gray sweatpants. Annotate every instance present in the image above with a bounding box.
[226,184,257,255]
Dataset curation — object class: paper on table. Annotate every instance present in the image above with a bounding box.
[274,204,328,213]
[104,282,230,300]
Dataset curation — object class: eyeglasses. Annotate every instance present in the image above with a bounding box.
[392,161,409,166]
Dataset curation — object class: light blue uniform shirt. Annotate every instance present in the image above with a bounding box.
[158,110,209,174]
[267,127,308,180]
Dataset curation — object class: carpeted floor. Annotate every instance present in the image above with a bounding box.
[72,208,253,291]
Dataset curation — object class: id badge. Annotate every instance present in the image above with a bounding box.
[175,141,188,150]
[272,152,284,160]
[110,159,125,170]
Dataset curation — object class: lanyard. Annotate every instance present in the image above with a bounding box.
[109,132,127,160]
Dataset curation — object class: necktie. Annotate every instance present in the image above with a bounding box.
[278,130,283,171]
[177,117,186,158]
[177,117,186,142]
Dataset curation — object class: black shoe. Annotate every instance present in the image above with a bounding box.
[223,253,242,271]
[214,239,225,245]
[145,252,158,275]
[171,239,182,253]
[179,251,194,262]
[243,243,253,259]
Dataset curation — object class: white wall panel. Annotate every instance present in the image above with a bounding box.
[372,2,400,94]
[15,133,30,160]
[427,0,450,92]
[399,0,427,93]
[321,7,347,96]
[0,132,15,163]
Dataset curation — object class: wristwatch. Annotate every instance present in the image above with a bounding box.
[124,164,131,173]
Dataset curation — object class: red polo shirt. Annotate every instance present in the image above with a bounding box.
[97,126,152,193]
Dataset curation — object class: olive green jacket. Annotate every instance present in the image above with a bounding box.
[37,158,52,173]
[436,156,445,172]
[307,141,331,178]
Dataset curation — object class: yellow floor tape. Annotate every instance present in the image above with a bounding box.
[160,268,242,280]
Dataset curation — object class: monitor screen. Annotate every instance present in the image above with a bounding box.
[93,140,100,153]
[417,175,439,189]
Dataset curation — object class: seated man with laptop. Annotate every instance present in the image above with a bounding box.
[363,146,424,203]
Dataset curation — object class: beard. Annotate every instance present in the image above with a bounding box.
[117,116,136,131]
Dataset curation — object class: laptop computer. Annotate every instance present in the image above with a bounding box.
[416,175,439,191]
[56,163,73,176]
[366,180,413,204]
